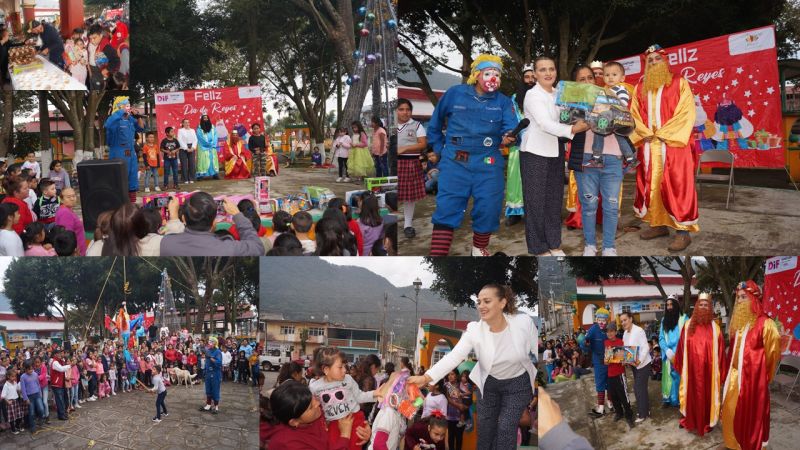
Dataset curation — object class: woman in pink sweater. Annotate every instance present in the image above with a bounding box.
[54,187,86,256]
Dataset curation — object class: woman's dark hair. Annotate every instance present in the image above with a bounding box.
[572,64,593,81]
[265,380,313,425]
[2,175,25,197]
[400,357,414,372]
[140,207,162,234]
[102,203,147,256]
[351,120,365,134]
[267,233,303,256]
[313,347,346,376]
[49,160,63,170]
[237,199,261,232]
[94,210,113,239]
[276,362,304,386]
[314,216,348,256]
[272,210,292,233]
[321,207,357,254]
[0,203,19,228]
[481,283,518,314]
[427,412,449,430]
[396,98,412,111]
[384,362,395,378]
[381,222,397,256]
[327,197,352,221]
[358,194,383,227]
[181,192,217,231]
[21,221,46,250]
[371,116,384,130]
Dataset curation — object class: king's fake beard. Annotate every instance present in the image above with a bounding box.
[643,61,674,92]
[200,119,212,133]
[729,300,758,337]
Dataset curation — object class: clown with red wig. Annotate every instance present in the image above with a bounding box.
[721,280,781,450]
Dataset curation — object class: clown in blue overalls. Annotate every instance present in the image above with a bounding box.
[584,307,615,416]
[427,54,519,256]
[200,336,223,414]
[104,97,144,202]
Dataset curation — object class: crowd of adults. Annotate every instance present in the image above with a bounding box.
[0,16,129,90]
[0,329,261,436]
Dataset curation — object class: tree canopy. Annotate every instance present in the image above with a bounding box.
[424,257,538,309]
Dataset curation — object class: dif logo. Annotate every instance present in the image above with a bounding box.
[154,92,185,105]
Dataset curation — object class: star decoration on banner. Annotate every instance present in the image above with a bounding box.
[764,101,769,106]
[747,101,752,105]
[748,110,756,117]
[794,304,798,311]
[731,79,739,86]
[766,86,775,94]
[736,67,744,74]
[716,85,721,90]
[703,94,710,101]
[755,80,760,85]
[725,85,729,90]
[777,303,782,310]
[749,74,753,79]
[744,90,752,97]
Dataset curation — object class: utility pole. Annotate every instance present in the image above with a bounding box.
[452,306,457,329]
[381,292,388,361]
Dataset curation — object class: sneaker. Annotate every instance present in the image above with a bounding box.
[549,249,567,256]
[152,418,161,423]
[12,430,19,435]
[112,392,116,396]
[343,177,351,182]
[582,245,597,256]
[200,405,211,412]
[583,157,605,169]
[336,177,343,182]
[155,186,161,192]
[75,404,81,409]
[144,187,150,193]
[589,406,604,417]
[88,397,96,402]
[635,417,646,424]
[403,227,416,238]
[471,246,490,257]
[163,413,169,417]
[456,420,465,428]
[602,248,617,256]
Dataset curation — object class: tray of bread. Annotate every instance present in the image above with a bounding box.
[8,46,37,66]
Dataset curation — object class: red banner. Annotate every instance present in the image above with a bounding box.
[153,86,264,148]
[763,256,800,356]
[616,26,783,168]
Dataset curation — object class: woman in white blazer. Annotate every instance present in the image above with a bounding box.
[520,56,590,255]
[409,284,537,450]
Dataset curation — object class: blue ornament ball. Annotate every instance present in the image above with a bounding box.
[358,6,367,16]
[346,76,353,86]
[386,19,397,29]
[353,50,362,59]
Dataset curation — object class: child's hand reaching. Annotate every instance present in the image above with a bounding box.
[407,374,432,387]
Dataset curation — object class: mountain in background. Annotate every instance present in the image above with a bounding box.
[260,259,477,348]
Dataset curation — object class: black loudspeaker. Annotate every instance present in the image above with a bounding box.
[77,159,129,232]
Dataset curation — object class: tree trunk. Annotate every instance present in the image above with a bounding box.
[341,62,377,127]
[39,92,51,157]
[0,90,13,156]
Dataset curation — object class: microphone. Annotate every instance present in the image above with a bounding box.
[506,118,531,138]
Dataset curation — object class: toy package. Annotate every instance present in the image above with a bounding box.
[254,177,271,214]
[604,346,639,365]
[378,369,424,419]
[303,186,336,209]
[556,81,635,136]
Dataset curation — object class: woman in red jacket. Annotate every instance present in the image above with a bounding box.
[164,345,178,368]
[2,176,33,234]
[261,381,372,450]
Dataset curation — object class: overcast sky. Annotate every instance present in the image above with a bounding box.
[323,257,436,288]
[0,257,12,290]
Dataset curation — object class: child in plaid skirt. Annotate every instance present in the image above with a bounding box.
[1,370,24,434]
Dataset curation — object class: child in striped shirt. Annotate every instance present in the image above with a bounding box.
[584,61,639,171]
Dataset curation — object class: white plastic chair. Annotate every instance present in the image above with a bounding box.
[773,354,800,402]
[695,150,735,209]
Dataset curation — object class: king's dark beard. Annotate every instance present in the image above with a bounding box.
[662,305,680,332]
[200,119,212,133]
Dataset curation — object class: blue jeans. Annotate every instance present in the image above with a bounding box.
[575,154,623,249]
[27,392,45,431]
[143,167,159,189]
[425,169,440,193]
[163,159,179,186]
[373,153,389,177]
[155,391,167,419]
[52,386,67,420]
[40,385,49,418]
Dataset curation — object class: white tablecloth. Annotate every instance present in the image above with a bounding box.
[9,55,87,91]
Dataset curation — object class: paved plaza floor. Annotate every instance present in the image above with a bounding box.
[1,379,259,449]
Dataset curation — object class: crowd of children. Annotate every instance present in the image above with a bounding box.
[329,118,392,184]
[265,192,398,256]
[0,156,82,256]
[0,334,261,435]
[261,348,534,450]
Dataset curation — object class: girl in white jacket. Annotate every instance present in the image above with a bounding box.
[332,127,352,182]
[409,284,536,450]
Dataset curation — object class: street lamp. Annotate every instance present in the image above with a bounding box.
[401,277,423,346]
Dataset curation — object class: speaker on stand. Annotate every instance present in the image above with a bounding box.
[76,159,129,232]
